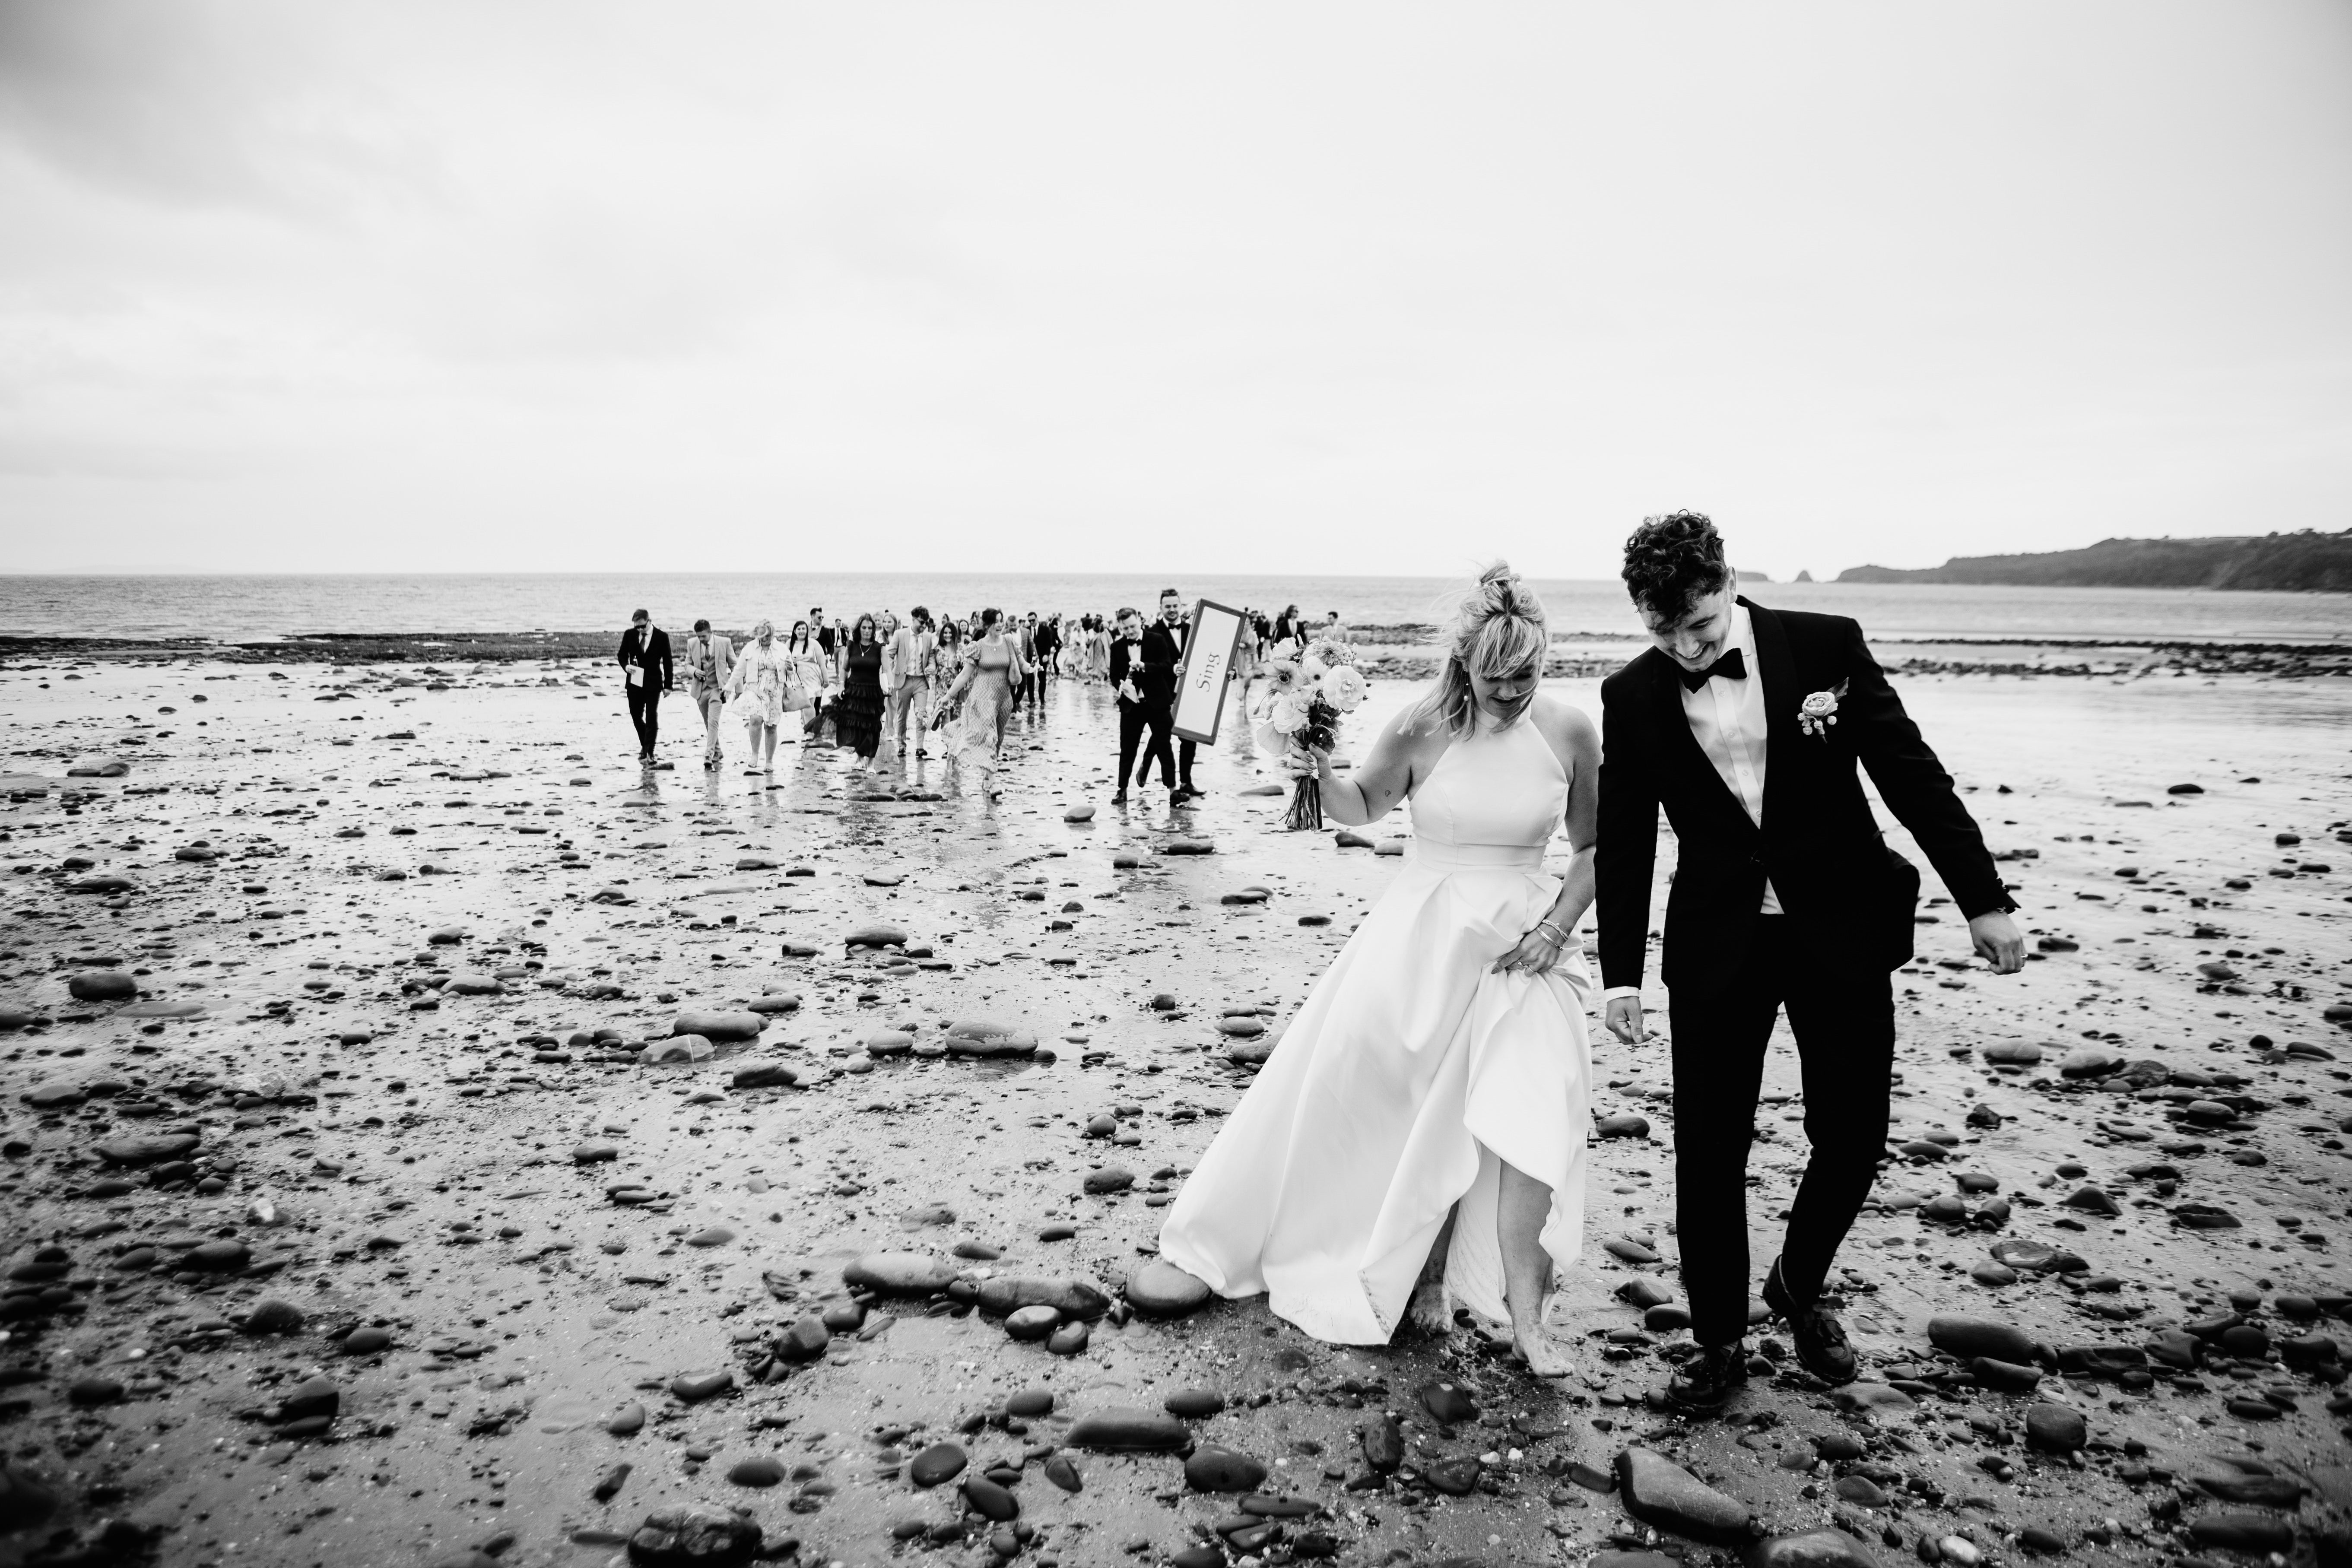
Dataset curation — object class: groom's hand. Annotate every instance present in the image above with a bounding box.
[1969,911,2025,974]
[1604,996,1646,1044]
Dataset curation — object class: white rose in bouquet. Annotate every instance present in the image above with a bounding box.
[1269,691,1312,733]
[1321,664,1368,713]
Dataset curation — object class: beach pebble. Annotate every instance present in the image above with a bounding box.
[726,1456,785,1487]
[1184,1445,1267,1492]
[668,1370,733,1402]
[1066,1407,1191,1452]
[961,1474,1018,1521]
[1596,1112,1651,1139]
[2025,1403,2086,1452]
[2057,1048,2124,1079]
[239,1299,305,1336]
[1063,805,1095,822]
[1126,1259,1211,1317]
[66,971,136,1003]
[1047,1320,1090,1355]
[843,1252,957,1296]
[1004,1305,1061,1341]
[1981,1040,2044,1066]
[605,1403,646,1435]
[1083,1168,1135,1194]
[1615,1447,1752,1545]
[909,1441,967,1487]
[978,1275,1109,1319]
[1930,1315,2038,1363]
[671,1010,763,1043]
[844,923,909,949]
[1990,1238,2087,1273]
[342,1327,393,1355]
[1163,1387,1225,1418]
[625,1504,761,1568]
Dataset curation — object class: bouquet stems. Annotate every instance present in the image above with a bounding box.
[1283,772,1323,832]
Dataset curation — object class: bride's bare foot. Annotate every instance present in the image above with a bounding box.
[1511,1322,1576,1377]
[1406,1279,1452,1337]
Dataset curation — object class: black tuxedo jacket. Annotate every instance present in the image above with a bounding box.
[1596,598,2009,998]
[1137,622,1183,709]
[618,625,673,692]
[1109,635,1146,705]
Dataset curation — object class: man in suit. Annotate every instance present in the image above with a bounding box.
[617,607,673,766]
[1135,587,1200,804]
[1596,511,2022,1409]
[1108,607,1149,805]
[890,607,938,759]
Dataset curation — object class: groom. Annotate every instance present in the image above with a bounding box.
[1597,511,2022,1408]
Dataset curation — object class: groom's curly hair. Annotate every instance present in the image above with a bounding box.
[1622,511,1731,621]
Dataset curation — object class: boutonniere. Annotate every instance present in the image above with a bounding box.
[1797,679,1848,740]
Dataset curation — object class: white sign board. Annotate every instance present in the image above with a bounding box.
[1173,599,1246,745]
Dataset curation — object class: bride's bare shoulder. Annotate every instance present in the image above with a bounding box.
[1528,692,1597,745]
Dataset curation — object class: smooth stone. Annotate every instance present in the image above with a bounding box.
[639,1035,712,1063]
[1616,1447,1752,1545]
[729,1062,799,1089]
[1596,1112,1652,1139]
[726,1456,785,1487]
[1831,1476,1887,1507]
[1359,1413,1404,1473]
[2171,1203,2241,1229]
[2187,1515,2294,1554]
[746,994,802,1014]
[625,1503,761,1568]
[1617,1278,1675,1308]
[571,1141,621,1164]
[2057,1048,2125,1079]
[844,923,908,949]
[1929,1315,2039,1364]
[96,1133,200,1167]
[2024,1403,2086,1453]
[671,1010,764,1043]
[961,1474,1018,1522]
[186,1240,250,1272]
[67,972,136,1002]
[908,1442,967,1487]
[1004,1388,1054,1417]
[668,1370,734,1402]
[1749,1528,1884,1568]
[606,1403,646,1435]
[117,999,205,1019]
[1083,1168,1135,1194]
[1990,1238,2088,1273]
[1126,1259,1211,1317]
[1066,1407,1191,1453]
[1063,806,1095,822]
[865,1030,914,1057]
[1004,1305,1062,1341]
[240,1299,305,1336]
[1164,1387,1226,1419]
[1186,1445,1269,1492]
[279,1376,339,1419]
[1420,1383,1479,1424]
[1046,1320,1090,1355]
[1970,1357,2042,1393]
[2063,1185,2120,1216]
[977,1276,1111,1320]
[777,1318,830,1362]
[341,1327,393,1355]
[843,1252,957,1296]
[1043,1454,1081,1493]
[1830,1384,1916,1415]
[1981,1040,2045,1066]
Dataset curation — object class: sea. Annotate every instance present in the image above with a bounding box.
[3,572,2348,646]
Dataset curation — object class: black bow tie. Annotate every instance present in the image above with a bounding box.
[1677,648,1746,692]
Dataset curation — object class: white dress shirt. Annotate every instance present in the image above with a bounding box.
[1604,602,1779,1002]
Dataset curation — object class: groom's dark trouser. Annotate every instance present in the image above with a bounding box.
[1669,915,1894,1348]
[625,684,661,755]
[1117,702,1147,787]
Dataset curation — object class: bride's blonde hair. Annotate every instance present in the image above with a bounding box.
[1407,561,1548,738]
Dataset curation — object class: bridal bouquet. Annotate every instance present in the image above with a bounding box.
[1249,638,1369,830]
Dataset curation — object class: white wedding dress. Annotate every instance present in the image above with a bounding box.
[1159,713,1593,1343]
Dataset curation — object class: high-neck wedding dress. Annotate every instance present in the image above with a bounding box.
[1159,712,1593,1343]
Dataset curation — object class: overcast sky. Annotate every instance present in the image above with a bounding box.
[2,1,2347,579]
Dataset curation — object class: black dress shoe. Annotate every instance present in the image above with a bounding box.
[1111,792,1128,806]
[1763,1256,1859,1386]
[1666,1341,1749,1409]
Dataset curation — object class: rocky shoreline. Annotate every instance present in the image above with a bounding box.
[0,655,2348,1568]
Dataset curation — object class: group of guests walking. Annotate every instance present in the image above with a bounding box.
[617,595,1347,799]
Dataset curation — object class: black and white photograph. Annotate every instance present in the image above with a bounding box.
[1,4,2349,1567]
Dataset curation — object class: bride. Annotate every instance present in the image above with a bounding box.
[1157,564,1598,1374]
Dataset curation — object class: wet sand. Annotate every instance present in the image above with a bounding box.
[1,653,2348,1568]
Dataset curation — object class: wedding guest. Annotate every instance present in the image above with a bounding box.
[786,621,831,744]
[890,607,938,760]
[616,608,672,766]
[728,619,792,774]
[1159,563,1594,1373]
[1034,613,1062,689]
[1086,615,1112,681]
[1109,607,1148,806]
[810,607,832,658]
[876,611,903,763]
[839,613,887,771]
[1597,510,2023,1408]
[681,618,734,772]
[937,607,1025,800]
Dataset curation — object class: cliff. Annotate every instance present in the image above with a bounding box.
[1838,530,2352,592]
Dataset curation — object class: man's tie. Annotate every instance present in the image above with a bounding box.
[1678,647,1746,692]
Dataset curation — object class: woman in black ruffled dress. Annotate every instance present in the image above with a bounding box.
[838,614,887,772]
